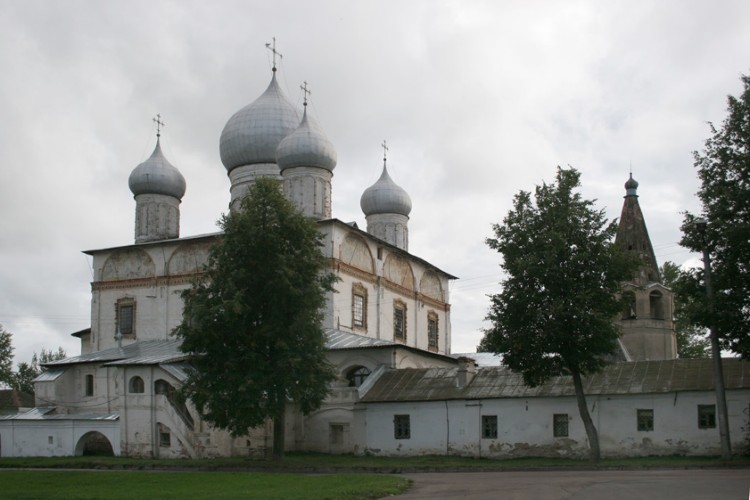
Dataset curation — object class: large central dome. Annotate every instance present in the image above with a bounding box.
[220,72,300,172]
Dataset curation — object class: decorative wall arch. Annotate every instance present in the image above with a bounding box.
[383,254,414,290]
[167,242,213,276]
[419,271,443,301]
[339,234,374,273]
[101,248,155,281]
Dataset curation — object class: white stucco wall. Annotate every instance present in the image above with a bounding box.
[0,418,120,457]
[360,389,750,458]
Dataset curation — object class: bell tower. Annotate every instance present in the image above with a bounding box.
[615,174,677,360]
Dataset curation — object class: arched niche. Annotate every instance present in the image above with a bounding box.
[101,248,155,281]
[339,234,374,273]
[649,290,664,319]
[129,376,145,394]
[419,271,443,302]
[383,253,414,290]
[75,431,114,456]
[344,365,372,388]
[167,242,212,276]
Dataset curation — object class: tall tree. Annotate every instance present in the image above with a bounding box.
[175,177,337,460]
[680,73,750,460]
[481,167,635,462]
[680,73,750,358]
[660,262,710,359]
[0,325,13,388]
[13,347,67,394]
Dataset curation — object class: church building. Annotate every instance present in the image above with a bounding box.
[1,54,747,459]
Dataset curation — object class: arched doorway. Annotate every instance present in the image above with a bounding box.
[75,431,114,456]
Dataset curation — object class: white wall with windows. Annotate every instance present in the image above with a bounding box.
[358,389,750,458]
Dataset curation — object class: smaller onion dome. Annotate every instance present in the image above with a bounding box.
[129,138,186,199]
[276,108,337,172]
[625,173,639,196]
[360,165,412,216]
[219,72,300,172]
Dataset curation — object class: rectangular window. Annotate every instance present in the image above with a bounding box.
[352,287,366,329]
[394,302,406,342]
[427,313,438,351]
[116,299,136,337]
[698,404,716,429]
[394,414,410,439]
[159,432,171,447]
[482,415,498,439]
[637,409,654,431]
[553,414,569,437]
[85,374,94,397]
[330,424,344,446]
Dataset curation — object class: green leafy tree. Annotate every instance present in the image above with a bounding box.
[0,325,13,388]
[680,74,750,358]
[175,177,337,460]
[481,167,635,462]
[660,262,710,359]
[13,347,67,394]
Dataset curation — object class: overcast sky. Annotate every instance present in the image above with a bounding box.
[0,0,748,366]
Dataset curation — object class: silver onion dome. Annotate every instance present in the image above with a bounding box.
[276,108,337,172]
[360,165,412,216]
[128,138,186,199]
[219,72,300,172]
[625,173,639,196]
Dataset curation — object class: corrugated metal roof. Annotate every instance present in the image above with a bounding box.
[160,362,192,382]
[325,329,396,349]
[33,368,65,382]
[1,408,118,421]
[45,339,186,367]
[360,358,750,403]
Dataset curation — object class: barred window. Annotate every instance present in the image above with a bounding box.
[394,301,407,342]
[698,405,716,429]
[116,298,136,337]
[553,414,568,437]
[394,414,410,439]
[427,313,438,351]
[352,284,367,329]
[637,409,654,431]
[482,415,498,439]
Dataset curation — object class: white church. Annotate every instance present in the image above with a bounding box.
[1,55,748,459]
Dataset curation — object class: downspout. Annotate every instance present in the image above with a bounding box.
[151,365,156,457]
[376,277,382,340]
[445,400,450,455]
[121,366,127,456]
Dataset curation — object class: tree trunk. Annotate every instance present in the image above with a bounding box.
[571,368,600,462]
[272,404,286,461]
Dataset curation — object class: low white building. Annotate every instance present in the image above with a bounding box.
[357,358,750,458]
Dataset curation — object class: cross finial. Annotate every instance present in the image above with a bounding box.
[381,140,389,167]
[300,81,311,107]
[265,37,282,72]
[153,114,165,138]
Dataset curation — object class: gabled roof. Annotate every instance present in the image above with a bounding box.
[360,358,750,403]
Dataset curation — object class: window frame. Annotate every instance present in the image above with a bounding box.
[482,415,498,439]
[553,413,569,437]
[393,300,407,343]
[637,409,654,431]
[352,284,367,330]
[129,376,145,394]
[394,414,410,440]
[698,404,716,429]
[427,311,439,352]
[346,366,371,388]
[115,298,136,338]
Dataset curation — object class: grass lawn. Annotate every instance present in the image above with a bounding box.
[0,470,409,500]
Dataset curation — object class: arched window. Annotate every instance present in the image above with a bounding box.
[346,366,371,388]
[129,376,145,394]
[649,290,664,319]
[622,291,637,319]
